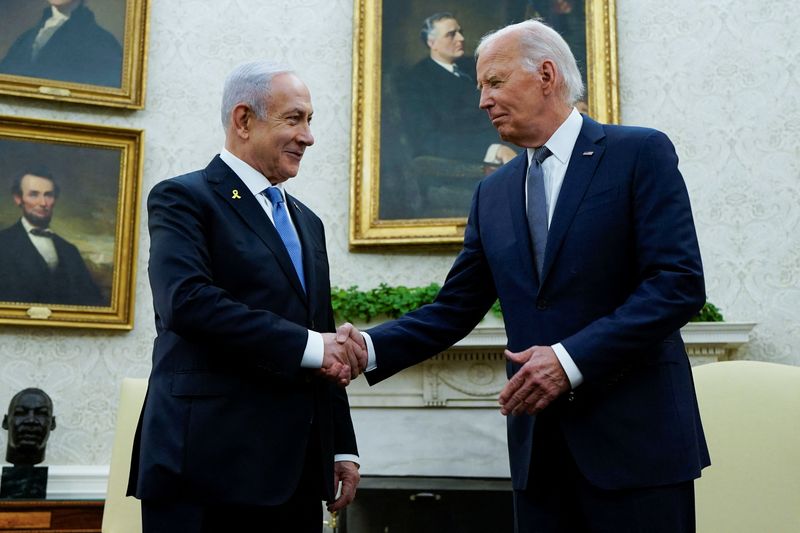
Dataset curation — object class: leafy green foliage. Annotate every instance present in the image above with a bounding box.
[332,284,724,323]
[331,283,441,322]
[690,301,725,322]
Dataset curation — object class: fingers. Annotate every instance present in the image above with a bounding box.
[499,346,570,416]
[327,462,360,513]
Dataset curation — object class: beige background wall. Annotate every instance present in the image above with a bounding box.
[0,0,798,467]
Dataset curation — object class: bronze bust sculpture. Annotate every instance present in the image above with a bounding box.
[2,388,56,466]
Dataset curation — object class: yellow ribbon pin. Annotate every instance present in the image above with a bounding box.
[231,189,241,199]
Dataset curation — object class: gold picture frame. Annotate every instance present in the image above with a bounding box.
[0,115,143,329]
[349,0,619,248]
[0,0,150,109]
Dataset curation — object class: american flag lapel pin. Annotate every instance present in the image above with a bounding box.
[582,151,594,156]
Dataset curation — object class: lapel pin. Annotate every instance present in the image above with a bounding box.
[231,189,241,199]
[582,151,594,156]
[292,200,301,212]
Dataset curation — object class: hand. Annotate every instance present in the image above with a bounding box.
[319,323,367,386]
[336,322,367,373]
[327,460,360,513]
[496,144,518,164]
[498,345,570,416]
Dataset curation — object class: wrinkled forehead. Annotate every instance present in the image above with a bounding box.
[477,41,522,78]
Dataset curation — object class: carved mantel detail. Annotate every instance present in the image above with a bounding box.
[348,321,756,409]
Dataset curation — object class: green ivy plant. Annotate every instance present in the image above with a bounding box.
[332,284,724,323]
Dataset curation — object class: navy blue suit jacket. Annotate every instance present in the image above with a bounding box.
[366,116,709,490]
[128,156,357,506]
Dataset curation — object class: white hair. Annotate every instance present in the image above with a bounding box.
[476,19,584,106]
[220,60,293,129]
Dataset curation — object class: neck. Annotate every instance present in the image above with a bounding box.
[6,446,45,466]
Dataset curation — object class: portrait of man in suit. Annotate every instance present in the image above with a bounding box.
[2,388,56,466]
[344,18,708,532]
[0,169,104,306]
[0,0,123,87]
[401,12,516,169]
[128,61,365,533]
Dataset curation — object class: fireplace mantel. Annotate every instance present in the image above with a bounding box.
[347,320,756,409]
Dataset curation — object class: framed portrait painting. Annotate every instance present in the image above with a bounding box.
[0,115,143,329]
[350,0,619,248]
[0,0,149,109]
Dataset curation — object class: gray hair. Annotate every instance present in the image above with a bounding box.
[476,19,584,106]
[220,60,294,129]
[420,12,455,46]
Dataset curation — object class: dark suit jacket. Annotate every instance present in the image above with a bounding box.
[366,115,709,491]
[400,57,503,161]
[127,156,358,506]
[0,5,122,87]
[0,220,104,306]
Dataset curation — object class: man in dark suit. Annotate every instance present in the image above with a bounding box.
[0,170,104,306]
[127,61,364,533]
[0,0,122,87]
[401,12,515,166]
[352,19,708,532]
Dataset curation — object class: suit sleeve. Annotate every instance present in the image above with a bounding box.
[366,183,498,384]
[147,178,309,376]
[561,131,705,381]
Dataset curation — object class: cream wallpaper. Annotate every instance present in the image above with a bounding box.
[0,0,798,467]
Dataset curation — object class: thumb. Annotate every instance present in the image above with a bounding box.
[504,348,530,364]
[336,322,353,343]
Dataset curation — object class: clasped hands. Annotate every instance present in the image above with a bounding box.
[498,345,570,416]
[318,322,367,386]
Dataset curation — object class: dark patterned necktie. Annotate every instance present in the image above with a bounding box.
[527,146,552,277]
[264,187,305,292]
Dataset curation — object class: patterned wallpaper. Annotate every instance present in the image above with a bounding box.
[0,0,797,466]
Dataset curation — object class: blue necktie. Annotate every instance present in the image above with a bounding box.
[527,146,552,278]
[264,187,306,292]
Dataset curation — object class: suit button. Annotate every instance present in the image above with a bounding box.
[536,299,548,310]
[568,392,575,402]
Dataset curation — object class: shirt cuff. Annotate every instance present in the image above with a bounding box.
[361,331,377,371]
[552,342,584,389]
[301,330,324,368]
[334,454,360,466]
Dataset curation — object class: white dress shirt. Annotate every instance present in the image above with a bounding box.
[21,217,58,271]
[32,7,71,59]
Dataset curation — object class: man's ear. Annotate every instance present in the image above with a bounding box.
[12,195,22,207]
[2,414,8,430]
[539,60,558,96]
[50,416,56,431]
[230,104,253,139]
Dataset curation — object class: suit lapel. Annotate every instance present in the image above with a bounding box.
[540,116,606,286]
[207,156,308,303]
[286,194,319,313]
[503,155,540,288]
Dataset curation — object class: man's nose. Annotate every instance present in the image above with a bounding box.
[479,89,491,109]
[299,126,314,146]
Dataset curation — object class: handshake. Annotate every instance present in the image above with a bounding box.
[318,322,367,386]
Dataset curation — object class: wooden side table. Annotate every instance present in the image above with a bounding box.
[0,500,103,532]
